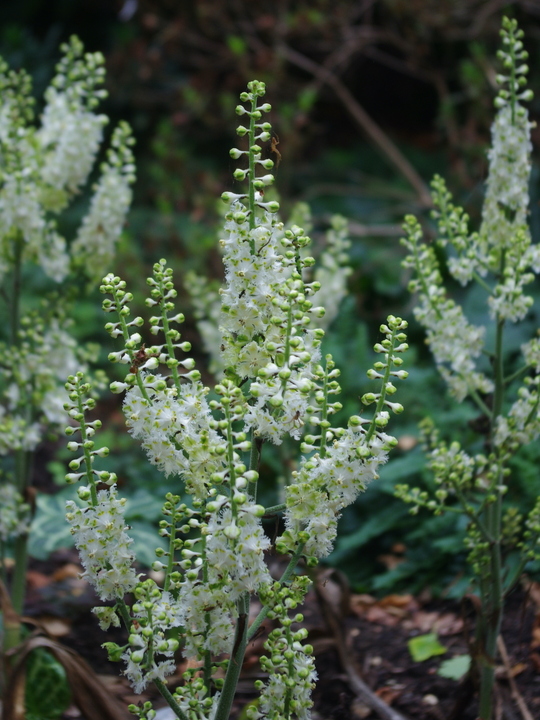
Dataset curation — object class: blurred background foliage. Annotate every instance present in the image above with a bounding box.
[3,0,540,597]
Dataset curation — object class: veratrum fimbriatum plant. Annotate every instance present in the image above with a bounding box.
[396,17,540,720]
[64,80,408,720]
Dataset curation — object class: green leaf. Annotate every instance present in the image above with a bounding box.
[124,488,164,522]
[330,503,409,560]
[28,488,77,560]
[438,654,471,680]
[408,633,447,662]
[25,648,71,719]
[226,35,246,56]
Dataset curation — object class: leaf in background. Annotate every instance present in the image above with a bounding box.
[408,633,447,662]
[124,488,164,522]
[438,654,471,680]
[128,520,167,566]
[28,488,77,560]
[25,647,71,720]
[330,504,409,561]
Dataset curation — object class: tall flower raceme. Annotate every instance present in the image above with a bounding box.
[64,80,408,720]
[395,18,540,720]
[0,37,135,651]
[184,205,352,378]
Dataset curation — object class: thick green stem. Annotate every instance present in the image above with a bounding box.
[214,592,250,720]
[477,316,506,720]
[10,234,23,348]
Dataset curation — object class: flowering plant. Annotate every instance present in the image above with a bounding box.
[64,80,408,720]
[0,36,134,653]
[395,17,540,720]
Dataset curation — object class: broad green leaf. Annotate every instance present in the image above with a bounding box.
[408,633,447,662]
[438,654,471,680]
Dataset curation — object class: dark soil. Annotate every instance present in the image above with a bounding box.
[16,551,540,720]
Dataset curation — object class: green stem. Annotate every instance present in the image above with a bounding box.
[248,95,257,241]
[469,389,492,419]
[263,503,286,516]
[472,272,493,295]
[504,363,530,386]
[10,233,23,347]
[247,542,305,642]
[214,592,250,720]
[477,315,506,720]
[154,678,190,720]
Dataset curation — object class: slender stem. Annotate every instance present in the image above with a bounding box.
[469,389,492,419]
[154,678,190,720]
[472,272,493,295]
[248,95,257,241]
[247,543,305,642]
[504,363,530,386]
[263,503,286,516]
[10,233,23,347]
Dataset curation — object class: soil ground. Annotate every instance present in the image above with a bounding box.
[16,550,540,720]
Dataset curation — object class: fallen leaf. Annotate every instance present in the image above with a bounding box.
[51,563,82,582]
[378,594,416,610]
[408,633,447,662]
[35,616,71,637]
[438,655,471,680]
[350,594,376,616]
[25,571,51,590]
[375,685,403,705]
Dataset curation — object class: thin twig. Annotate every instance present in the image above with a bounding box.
[279,44,432,208]
[496,635,534,720]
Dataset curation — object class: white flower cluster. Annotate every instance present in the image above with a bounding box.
[310,214,352,330]
[0,36,134,284]
[401,215,493,402]
[0,315,94,453]
[71,122,135,281]
[0,483,30,541]
[220,208,324,443]
[480,105,532,254]
[185,206,351,378]
[37,49,108,204]
[249,578,316,720]
[278,325,407,559]
[66,485,138,600]
[122,580,181,693]
[122,373,225,496]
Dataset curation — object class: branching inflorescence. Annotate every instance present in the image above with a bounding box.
[65,80,407,719]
